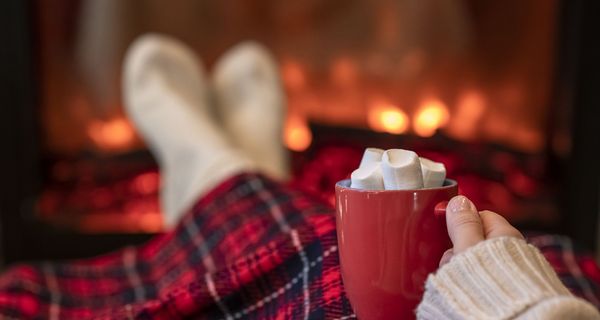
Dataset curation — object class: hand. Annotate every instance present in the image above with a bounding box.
[440,195,524,266]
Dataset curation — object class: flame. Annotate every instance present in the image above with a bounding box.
[284,114,312,152]
[281,59,306,91]
[398,49,426,77]
[330,56,358,87]
[368,101,409,134]
[511,126,543,152]
[449,90,486,139]
[413,98,450,137]
[88,117,135,151]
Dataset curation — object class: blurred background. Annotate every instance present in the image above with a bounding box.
[0,0,598,265]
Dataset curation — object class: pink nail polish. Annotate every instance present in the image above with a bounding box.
[447,195,475,213]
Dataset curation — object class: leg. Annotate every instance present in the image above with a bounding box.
[122,34,255,228]
[0,173,353,319]
[213,42,289,181]
[0,36,352,319]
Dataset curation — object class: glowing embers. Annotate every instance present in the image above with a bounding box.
[132,172,160,195]
[368,101,409,134]
[38,168,163,233]
[413,98,450,137]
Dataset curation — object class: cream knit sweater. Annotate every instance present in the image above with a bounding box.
[417,237,600,319]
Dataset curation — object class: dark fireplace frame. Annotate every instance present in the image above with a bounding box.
[0,0,599,266]
[558,0,600,253]
[0,0,153,265]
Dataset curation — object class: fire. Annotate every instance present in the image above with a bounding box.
[132,172,160,195]
[281,59,306,91]
[284,114,312,152]
[330,56,358,87]
[413,98,450,137]
[88,117,135,151]
[141,214,164,232]
[368,101,409,134]
[448,90,486,140]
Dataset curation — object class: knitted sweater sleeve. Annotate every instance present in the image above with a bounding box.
[416,237,600,319]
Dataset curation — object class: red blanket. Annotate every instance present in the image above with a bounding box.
[0,173,598,319]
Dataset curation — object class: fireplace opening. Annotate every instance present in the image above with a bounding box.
[32,0,564,234]
[2,0,598,266]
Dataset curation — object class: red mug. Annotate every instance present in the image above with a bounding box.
[335,179,458,319]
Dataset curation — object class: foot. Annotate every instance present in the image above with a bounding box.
[123,34,254,228]
[212,41,289,181]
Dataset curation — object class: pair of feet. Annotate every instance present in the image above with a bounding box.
[123,34,288,228]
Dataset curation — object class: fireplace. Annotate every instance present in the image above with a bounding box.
[1,0,599,264]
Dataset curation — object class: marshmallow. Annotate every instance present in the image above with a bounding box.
[420,157,446,188]
[381,149,424,190]
[350,162,384,190]
[359,148,384,168]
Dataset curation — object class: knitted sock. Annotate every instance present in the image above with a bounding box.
[123,34,254,228]
[212,41,289,181]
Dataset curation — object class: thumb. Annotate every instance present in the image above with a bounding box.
[445,195,484,254]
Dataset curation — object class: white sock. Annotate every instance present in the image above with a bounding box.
[212,41,289,181]
[123,34,254,229]
[381,149,424,190]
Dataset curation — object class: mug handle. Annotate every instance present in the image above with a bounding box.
[434,201,449,217]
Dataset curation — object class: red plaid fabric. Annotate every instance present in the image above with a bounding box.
[0,173,598,319]
[0,174,354,319]
[528,234,600,307]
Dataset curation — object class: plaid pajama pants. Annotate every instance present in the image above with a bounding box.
[0,173,598,319]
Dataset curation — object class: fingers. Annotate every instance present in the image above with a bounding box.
[442,197,523,267]
[479,210,524,240]
[446,195,484,254]
[439,248,454,267]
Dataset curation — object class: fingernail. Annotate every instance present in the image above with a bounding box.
[447,195,476,214]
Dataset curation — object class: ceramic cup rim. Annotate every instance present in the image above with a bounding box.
[335,178,458,193]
